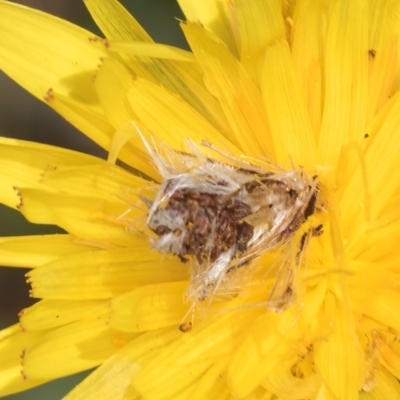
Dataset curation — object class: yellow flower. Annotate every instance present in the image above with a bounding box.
[1,0,400,399]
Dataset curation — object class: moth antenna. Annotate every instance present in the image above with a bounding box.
[201,139,235,160]
[138,194,153,209]
[184,139,207,165]
[267,254,295,313]
[131,120,177,178]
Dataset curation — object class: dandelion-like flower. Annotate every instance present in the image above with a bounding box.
[0,0,400,399]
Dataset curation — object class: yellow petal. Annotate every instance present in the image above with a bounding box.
[388,0,400,93]
[94,58,136,129]
[127,78,241,155]
[64,327,181,400]
[291,0,326,138]
[350,285,400,332]
[360,368,400,400]
[313,292,362,400]
[110,281,189,332]
[107,41,195,62]
[38,163,147,199]
[93,58,159,176]
[318,0,368,165]
[85,0,224,132]
[366,0,400,121]
[23,318,136,380]
[0,325,46,397]
[235,0,285,74]
[19,299,109,331]
[167,61,233,137]
[93,57,233,175]
[42,88,157,178]
[85,0,153,79]
[182,22,273,157]
[0,137,102,209]
[349,219,400,263]
[0,13,154,172]
[0,234,93,268]
[28,245,189,300]
[187,358,230,400]
[262,360,320,399]
[18,188,133,246]
[11,161,153,240]
[372,332,400,381]
[260,39,317,168]
[0,1,106,100]
[84,0,152,42]
[177,0,237,56]
[41,88,117,158]
[341,92,400,239]
[0,1,115,150]
[133,310,260,399]
[228,313,295,397]
[364,93,400,217]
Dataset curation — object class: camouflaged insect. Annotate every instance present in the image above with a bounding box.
[139,136,319,311]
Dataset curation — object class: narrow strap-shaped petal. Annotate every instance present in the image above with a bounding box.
[291,0,327,138]
[348,218,400,263]
[133,310,261,399]
[93,57,240,172]
[187,358,230,400]
[20,299,109,331]
[182,22,273,157]
[227,280,327,398]
[127,78,242,156]
[85,0,229,135]
[364,95,400,219]
[341,92,400,241]
[64,327,181,400]
[18,189,134,246]
[360,368,400,400]
[0,234,93,268]
[367,0,400,121]
[0,1,106,100]
[94,58,136,129]
[110,281,189,332]
[262,359,320,399]
[41,89,117,158]
[42,90,158,177]
[318,0,369,165]
[370,332,400,382]
[22,318,137,380]
[177,0,236,56]
[235,0,285,76]
[261,39,317,168]
[0,1,117,152]
[0,137,102,209]
[106,41,195,62]
[0,325,47,397]
[38,163,147,198]
[313,292,362,400]
[28,246,189,300]
[228,313,295,397]
[92,58,164,177]
[84,0,155,82]
[350,285,400,332]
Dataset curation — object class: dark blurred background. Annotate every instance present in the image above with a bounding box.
[0,1,186,398]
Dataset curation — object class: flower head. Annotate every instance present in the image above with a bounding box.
[1,0,400,399]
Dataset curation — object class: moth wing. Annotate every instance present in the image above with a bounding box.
[267,219,313,313]
[188,247,237,302]
[266,247,297,312]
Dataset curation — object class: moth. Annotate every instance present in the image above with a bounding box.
[140,137,320,312]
